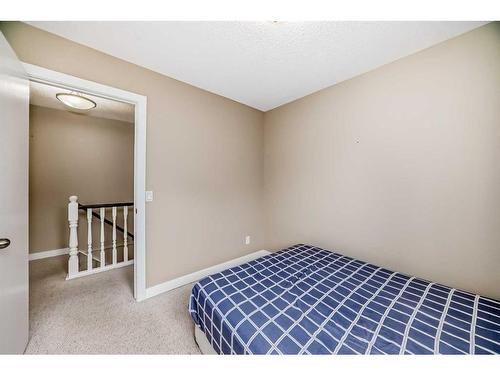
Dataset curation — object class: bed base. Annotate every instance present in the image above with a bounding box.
[194,325,217,355]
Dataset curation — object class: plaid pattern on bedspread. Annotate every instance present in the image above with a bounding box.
[188,244,500,354]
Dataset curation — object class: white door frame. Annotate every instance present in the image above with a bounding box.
[23,63,147,301]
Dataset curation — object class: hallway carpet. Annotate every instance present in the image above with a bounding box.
[26,256,201,354]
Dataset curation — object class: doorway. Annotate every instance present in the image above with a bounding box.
[24,63,147,301]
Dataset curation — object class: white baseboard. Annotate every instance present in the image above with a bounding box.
[144,249,271,300]
[29,248,69,261]
[29,243,132,261]
[66,260,134,280]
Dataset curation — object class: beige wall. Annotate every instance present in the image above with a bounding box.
[1,22,265,287]
[264,22,500,299]
[29,104,134,253]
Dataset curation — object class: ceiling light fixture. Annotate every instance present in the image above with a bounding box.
[56,92,96,110]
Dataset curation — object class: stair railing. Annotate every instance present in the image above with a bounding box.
[66,195,134,280]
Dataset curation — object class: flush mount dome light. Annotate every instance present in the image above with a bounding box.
[56,92,96,110]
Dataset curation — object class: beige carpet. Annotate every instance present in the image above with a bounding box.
[26,255,201,354]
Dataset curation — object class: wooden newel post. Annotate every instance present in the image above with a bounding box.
[68,195,79,277]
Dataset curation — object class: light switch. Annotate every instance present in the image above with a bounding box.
[145,191,154,202]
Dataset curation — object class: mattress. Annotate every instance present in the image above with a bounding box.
[189,244,500,354]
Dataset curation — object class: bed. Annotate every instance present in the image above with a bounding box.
[189,244,500,354]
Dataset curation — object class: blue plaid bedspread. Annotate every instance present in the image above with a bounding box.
[189,244,500,354]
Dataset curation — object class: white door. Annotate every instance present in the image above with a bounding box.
[0,31,29,354]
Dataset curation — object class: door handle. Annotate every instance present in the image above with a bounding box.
[0,238,11,249]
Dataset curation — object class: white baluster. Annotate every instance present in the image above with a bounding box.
[100,207,105,267]
[112,206,117,264]
[87,208,93,271]
[123,206,128,262]
[68,196,79,277]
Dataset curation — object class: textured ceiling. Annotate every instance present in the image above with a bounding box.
[30,80,134,123]
[28,21,487,111]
